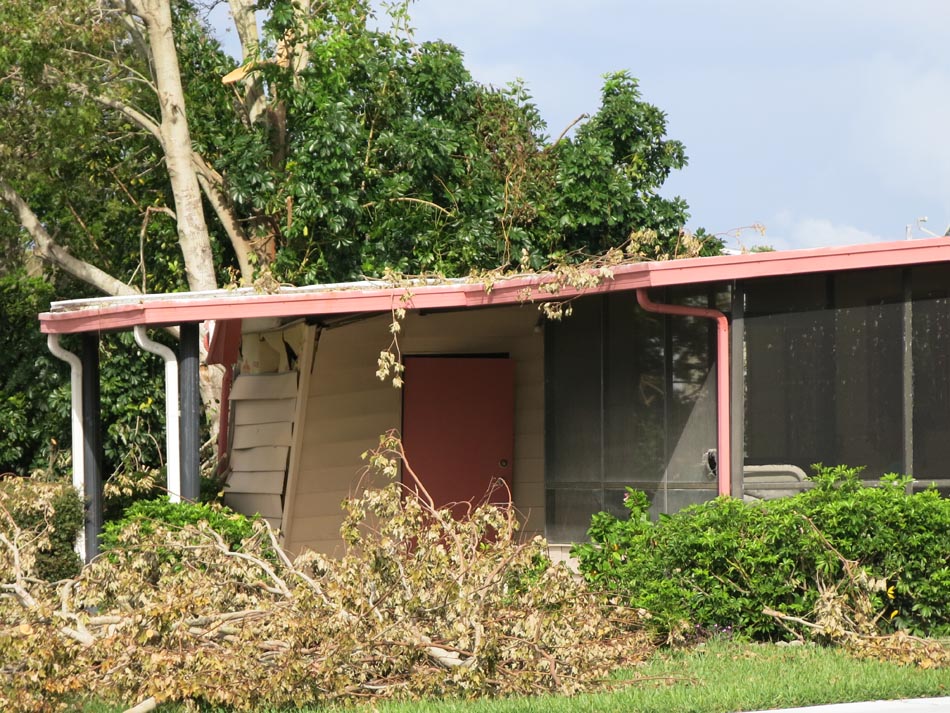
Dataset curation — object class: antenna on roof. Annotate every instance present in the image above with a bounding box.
[907,216,944,239]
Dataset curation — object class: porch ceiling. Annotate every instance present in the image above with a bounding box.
[39,237,950,334]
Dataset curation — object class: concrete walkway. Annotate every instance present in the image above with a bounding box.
[745,697,950,712]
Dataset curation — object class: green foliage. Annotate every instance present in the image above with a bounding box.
[265,14,719,283]
[0,271,69,475]
[0,477,82,581]
[574,466,950,639]
[0,269,171,498]
[99,497,265,562]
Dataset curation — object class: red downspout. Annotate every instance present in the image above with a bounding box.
[636,289,731,497]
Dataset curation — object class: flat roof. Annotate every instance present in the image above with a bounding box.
[39,237,950,334]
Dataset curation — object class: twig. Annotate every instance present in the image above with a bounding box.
[545,113,589,151]
[362,196,452,216]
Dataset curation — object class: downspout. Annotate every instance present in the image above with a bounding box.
[636,289,732,497]
[46,334,86,558]
[133,326,181,503]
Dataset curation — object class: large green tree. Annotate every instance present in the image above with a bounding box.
[1,0,714,292]
[0,0,716,479]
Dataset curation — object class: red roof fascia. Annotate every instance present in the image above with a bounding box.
[38,238,950,335]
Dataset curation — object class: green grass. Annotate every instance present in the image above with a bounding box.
[374,640,950,713]
[83,640,950,713]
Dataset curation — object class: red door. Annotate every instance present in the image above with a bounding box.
[402,356,515,514]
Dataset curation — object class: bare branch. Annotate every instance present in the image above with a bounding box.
[68,83,163,145]
[0,178,140,298]
[226,0,267,124]
[191,153,254,283]
[123,698,158,713]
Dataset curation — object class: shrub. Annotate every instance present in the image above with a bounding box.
[98,498,273,585]
[573,465,950,640]
[0,477,83,581]
[99,497,261,553]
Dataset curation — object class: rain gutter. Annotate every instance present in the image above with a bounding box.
[46,334,86,557]
[133,326,181,502]
[636,289,731,496]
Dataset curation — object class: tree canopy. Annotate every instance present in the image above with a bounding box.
[0,0,718,479]
[0,0,717,295]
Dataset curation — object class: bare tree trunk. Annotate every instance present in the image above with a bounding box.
[128,0,218,294]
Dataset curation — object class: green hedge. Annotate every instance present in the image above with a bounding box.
[98,497,274,578]
[573,466,950,639]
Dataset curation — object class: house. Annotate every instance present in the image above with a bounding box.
[39,237,950,562]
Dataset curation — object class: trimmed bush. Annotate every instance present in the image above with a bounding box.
[573,466,950,639]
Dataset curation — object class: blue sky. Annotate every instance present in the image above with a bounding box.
[212,1,950,251]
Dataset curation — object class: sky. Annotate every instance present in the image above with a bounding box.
[211,1,950,252]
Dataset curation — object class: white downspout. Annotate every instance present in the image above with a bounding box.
[46,334,86,559]
[133,326,181,503]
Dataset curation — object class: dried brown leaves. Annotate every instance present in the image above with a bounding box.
[1,436,652,711]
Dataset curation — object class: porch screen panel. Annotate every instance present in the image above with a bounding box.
[545,297,604,542]
[912,264,950,482]
[546,290,721,543]
[833,271,902,476]
[744,269,903,479]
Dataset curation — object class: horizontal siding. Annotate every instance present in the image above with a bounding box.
[233,399,296,426]
[232,422,293,449]
[286,306,545,555]
[226,471,285,494]
[230,371,298,400]
[294,466,379,495]
[291,513,351,545]
[230,446,289,472]
[291,488,361,515]
[302,411,399,445]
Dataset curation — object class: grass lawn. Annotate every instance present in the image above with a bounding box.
[85,639,950,713]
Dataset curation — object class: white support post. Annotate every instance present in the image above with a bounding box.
[133,326,181,502]
[46,334,86,559]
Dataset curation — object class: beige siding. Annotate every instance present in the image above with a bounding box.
[224,324,317,534]
[230,446,289,472]
[232,422,294,449]
[230,371,298,400]
[226,471,285,494]
[233,399,297,425]
[285,305,545,554]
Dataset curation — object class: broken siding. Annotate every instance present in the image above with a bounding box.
[285,306,544,555]
[223,325,316,529]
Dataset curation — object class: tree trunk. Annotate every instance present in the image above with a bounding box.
[130,0,218,294]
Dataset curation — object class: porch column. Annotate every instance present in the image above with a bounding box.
[902,268,914,476]
[730,282,746,499]
[81,333,103,562]
[179,322,201,502]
